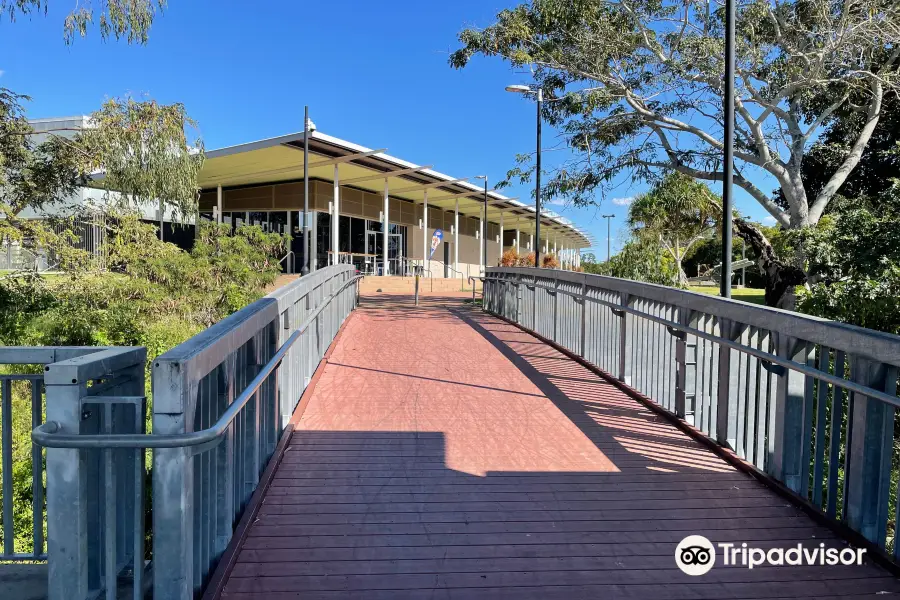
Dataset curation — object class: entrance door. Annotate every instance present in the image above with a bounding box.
[443,241,450,278]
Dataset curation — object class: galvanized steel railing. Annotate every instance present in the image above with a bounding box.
[28,265,360,600]
[1,346,147,599]
[483,267,900,559]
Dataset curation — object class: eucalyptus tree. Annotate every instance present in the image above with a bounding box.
[451,0,900,305]
[0,1,202,267]
[627,173,718,284]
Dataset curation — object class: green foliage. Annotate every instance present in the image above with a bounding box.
[589,238,678,285]
[3,217,288,349]
[799,263,900,334]
[82,98,204,219]
[0,218,286,550]
[0,0,165,45]
[796,189,900,333]
[627,173,719,283]
[451,0,900,229]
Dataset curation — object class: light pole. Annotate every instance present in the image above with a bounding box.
[721,0,736,298]
[505,84,543,268]
[602,214,614,263]
[302,106,311,276]
[475,175,488,272]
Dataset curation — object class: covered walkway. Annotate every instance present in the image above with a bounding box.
[211,294,900,599]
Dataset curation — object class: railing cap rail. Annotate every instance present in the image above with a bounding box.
[487,266,900,367]
[153,264,355,413]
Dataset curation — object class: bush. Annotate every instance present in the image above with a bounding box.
[500,249,519,266]
[542,254,559,269]
[0,216,286,552]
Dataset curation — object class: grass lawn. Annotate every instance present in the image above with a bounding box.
[687,285,766,305]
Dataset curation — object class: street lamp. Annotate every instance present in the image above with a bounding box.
[475,175,488,273]
[602,214,614,263]
[721,0,736,298]
[506,84,543,269]
[302,107,317,276]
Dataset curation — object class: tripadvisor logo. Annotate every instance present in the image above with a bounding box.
[675,535,867,576]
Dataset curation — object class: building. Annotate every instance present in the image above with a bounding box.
[13,117,592,275]
[197,129,591,276]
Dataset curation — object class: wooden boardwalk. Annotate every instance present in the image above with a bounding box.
[215,294,900,599]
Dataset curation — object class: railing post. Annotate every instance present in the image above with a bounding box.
[552,276,559,342]
[845,358,897,545]
[768,335,812,493]
[152,361,195,599]
[44,373,90,600]
[673,308,692,418]
[617,293,632,385]
[579,276,587,359]
[715,319,743,448]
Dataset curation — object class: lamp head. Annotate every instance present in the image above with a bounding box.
[505,84,533,94]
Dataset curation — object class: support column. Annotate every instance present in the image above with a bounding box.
[478,217,484,275]
[515,227,520,253]
[382,179,389,276]
[454,199,459,276]
[216,184,223,224]
[499,211,504,258]
[529,233,533,252]
[332,165,340,265]
[423,190,429,276]
[310,211,318,272]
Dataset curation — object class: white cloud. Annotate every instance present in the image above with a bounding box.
[546,198,567,206]
[0,70,5,78]
[763,216,777,224]
[611,196,634,207]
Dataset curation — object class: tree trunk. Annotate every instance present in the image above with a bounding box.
[732,218,806,309]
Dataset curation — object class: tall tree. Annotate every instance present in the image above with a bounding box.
[627,173,718,284]
[0,0,201,268]
[451,0,900,305]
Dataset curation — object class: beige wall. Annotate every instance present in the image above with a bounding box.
[201,180,509,272]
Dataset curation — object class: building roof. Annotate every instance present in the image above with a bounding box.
[199,130,593,248]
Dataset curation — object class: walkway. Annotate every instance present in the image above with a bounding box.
[215,294,900,599]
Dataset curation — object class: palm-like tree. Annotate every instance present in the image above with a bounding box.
[627,173,719,285]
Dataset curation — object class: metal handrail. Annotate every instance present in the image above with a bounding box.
[468,276,485,303]
[426,259,467,279]
[279,250,295,273]
[482,266,900,558]
[32,274,363,450]
[480,274,900,410]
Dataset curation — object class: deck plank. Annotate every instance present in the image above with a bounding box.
[213,294,900,599]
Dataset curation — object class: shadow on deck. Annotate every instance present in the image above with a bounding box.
[211,294,900,599]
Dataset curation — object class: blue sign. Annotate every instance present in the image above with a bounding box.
[429,229,443,258]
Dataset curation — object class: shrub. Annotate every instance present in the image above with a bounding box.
[500,249,519,266]
[518,252,536,267]
[542,254,559,269]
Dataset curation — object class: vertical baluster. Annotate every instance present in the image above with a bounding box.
[31,379,44,557]
[2,378,13,558]
[845,358,896,546]
[769,336,813,493]
[827,351,846,518]
[755,329,773,468]
[743,327,760,463]
[103,405,117,600]
[812,348,830,508]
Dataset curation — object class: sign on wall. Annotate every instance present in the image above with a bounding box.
[429,229,443,259]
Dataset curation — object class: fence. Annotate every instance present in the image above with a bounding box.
[27,264,360,600]
[0,346,146,600]
[1,213,107,272]
[483,266,900,558]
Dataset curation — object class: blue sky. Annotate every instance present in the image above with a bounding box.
[0,0,776,259]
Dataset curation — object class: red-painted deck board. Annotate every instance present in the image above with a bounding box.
[218,294,900,599]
